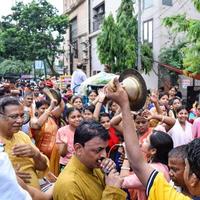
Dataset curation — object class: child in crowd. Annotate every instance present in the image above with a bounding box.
[168,145,191,197]
[82,104,95,120]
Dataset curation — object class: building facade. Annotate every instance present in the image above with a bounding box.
[141,0,200,89]
[63,0,200,90]
[88,0,121,75]
[63,0,89,75]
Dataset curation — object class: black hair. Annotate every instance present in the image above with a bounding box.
[77,63,83,69]
[66,107,80,119]
[186,138,200,179]
[0,96,20,113]
[169,86,178,92]
[82,104,95,114]
[35,100,50,109]
[176,105,188,114]
[71,95,83,104]
[159,92,169,100]
[74,120,110,146]
[169,97,181,106]
[99,112,110,121]
[158,86,164,92]
[88,90,97,96]
[108,100,118,109]
[150,130,174,165]
[168,145,187,160]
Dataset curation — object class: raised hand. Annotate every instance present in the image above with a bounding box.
[98,88,106,103]
[150,92,158,104]
[142,109,152,121]
[105,78,129,108]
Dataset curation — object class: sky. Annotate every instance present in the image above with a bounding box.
[0,0,63,17]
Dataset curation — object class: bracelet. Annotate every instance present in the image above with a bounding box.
[121,167,130,170]
[98,100,103,103]
[161,115,165,123]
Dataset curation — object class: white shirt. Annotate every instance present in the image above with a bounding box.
[168,119,193,147]
[0,151,32,200]
[71,69,87,93]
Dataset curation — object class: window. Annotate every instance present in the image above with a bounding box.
[162,0,172,6]
[143,0,153,9]
[143,19,153,44]
[92,3,105,32]
[69,17,78,58]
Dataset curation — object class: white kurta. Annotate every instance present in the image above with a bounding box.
[168,119,193,147]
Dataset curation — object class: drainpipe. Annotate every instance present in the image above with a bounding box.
[137,0,142,71]
[88,0,92,76]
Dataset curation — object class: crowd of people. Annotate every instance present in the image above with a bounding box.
[0,66,200,200]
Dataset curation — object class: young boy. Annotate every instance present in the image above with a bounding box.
[168,145,190,197]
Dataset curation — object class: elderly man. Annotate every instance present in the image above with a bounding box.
[106,77,200,200]
[53,120,126,200]
[0,96,48,189]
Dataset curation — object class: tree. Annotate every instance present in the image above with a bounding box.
[141,43,153,74]
[97,14,118,72]
[163,0,200,74]
[116,0,137,72]
[0,0,68,75]
[159,42,186,70]
[0,59,32,74]
[97,0,153,73]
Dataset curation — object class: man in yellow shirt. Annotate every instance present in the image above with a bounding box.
[53,120,127,200]
[0,96,48,189]
[106,77,200,200]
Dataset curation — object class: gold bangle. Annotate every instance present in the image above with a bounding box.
[98,101,103,103]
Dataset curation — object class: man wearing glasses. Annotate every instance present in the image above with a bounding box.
[0,96,48,189]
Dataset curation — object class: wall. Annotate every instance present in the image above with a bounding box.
[140,0,200,90]
[63,0,89,75]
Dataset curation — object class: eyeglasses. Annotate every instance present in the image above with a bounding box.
[0,112,24,120]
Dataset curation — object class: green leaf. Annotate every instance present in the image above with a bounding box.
[0,0,68,75]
